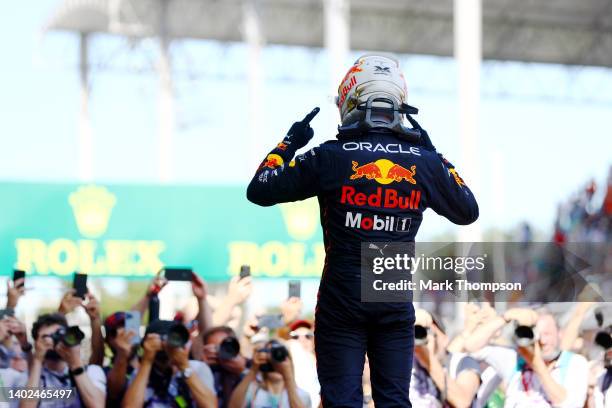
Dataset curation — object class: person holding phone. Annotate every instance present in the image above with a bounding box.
[247,54,479,406]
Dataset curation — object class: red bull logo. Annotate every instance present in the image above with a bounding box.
[350,159,416,185]
[341,186,421,210]
[260,153,283,169]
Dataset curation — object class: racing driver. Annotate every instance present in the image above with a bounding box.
[247,54,479,407]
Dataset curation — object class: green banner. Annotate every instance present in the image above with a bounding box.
[0,183,324,281]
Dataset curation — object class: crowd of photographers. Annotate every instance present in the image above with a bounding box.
[0,269,610,408]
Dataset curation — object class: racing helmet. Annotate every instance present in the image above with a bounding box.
[335,54,421,141]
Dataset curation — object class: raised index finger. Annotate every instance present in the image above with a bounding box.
[301,107,320,124]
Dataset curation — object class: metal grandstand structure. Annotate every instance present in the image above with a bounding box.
[43,0,612,192]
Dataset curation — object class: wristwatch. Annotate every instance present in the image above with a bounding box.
[69,366,86,377]
[180,367,193,379]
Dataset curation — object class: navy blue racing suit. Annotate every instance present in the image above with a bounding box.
[247,127,479,407]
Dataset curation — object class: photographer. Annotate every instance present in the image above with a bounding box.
[21,313,106,408]
[228,339,310,408]
[202,326,248,408]
[122,320,216,408]
[103,312,140,407]
[410,309,481,408]
[464,308,589,407]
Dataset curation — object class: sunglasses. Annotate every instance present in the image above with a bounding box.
[289,331,314,340]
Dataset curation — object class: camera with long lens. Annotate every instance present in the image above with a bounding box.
[51,326,85,347]
[513,325,536,348]
[218,336,240,360]
[259,340,289,373]
[414,325,429,346]
[163,322,190,348]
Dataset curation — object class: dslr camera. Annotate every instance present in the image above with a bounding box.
[162,322,190,348]
[513,325,536,348]
[414,325,429,346]
[594,326,611,368]
[218,336,240,360]
[259,340,289,373]
[51,326,85,347]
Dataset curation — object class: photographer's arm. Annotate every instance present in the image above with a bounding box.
[466,308,538,352]
[20,358,42,408]
[277,359,305,408]
[428,357,480,408]
[183,371,217,408]
[6,278,24,309]
[106,329,134,400]
[122,334,161,408]
[121,358,152,408]
[228,369,257,408]
[560,302,593,351]
[213,277,252,327]
[56,343,105,408]
[85,293,104,366]
[464,313,509,353]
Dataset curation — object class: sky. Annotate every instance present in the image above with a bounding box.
[1,0,611,240]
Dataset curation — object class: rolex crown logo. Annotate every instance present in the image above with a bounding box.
[69,185,117,238]
[279,197,319,241]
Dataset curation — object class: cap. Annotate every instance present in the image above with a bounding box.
[104,312,125,335]
[289,319,313,332]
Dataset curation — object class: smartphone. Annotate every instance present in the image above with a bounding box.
[13,270,25,288]
[163,268,193,281]
[73,273,88,299]
[124,311,141,345]
[239,265,251,280]
[258,314,284,329]
[288,280,301,299]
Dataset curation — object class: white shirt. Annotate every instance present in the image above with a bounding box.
[287,341,319,408]
[594,369,612,408]
[410,353,481,408]
[0,367,27,408]
[245,382,311,408]
[38,365,107,408]
[498,349,588,408]
[134,360,215,408]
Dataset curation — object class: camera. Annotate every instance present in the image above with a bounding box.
[414,325,429,346]
[51,326,85,347]
[513,325,536,348]
[218,336,240,360]
[163,323,190,348]
[259,340,289,373]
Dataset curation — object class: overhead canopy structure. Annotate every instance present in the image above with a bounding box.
[46,0,612,68]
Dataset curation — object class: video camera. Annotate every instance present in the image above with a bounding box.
[259,340,289,373]
[51,326,85,347]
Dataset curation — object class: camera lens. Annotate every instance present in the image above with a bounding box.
[514,325,535,348]
[595,331,612,350]
[62,326,85,347]
[269,341,288,363]
[414,325,428,346]
[51,328,66,346]
[166,323,189,348]
[218,337,240,360]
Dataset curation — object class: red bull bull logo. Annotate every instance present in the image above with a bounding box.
[260,153,284,170]
[350,159,416,185]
